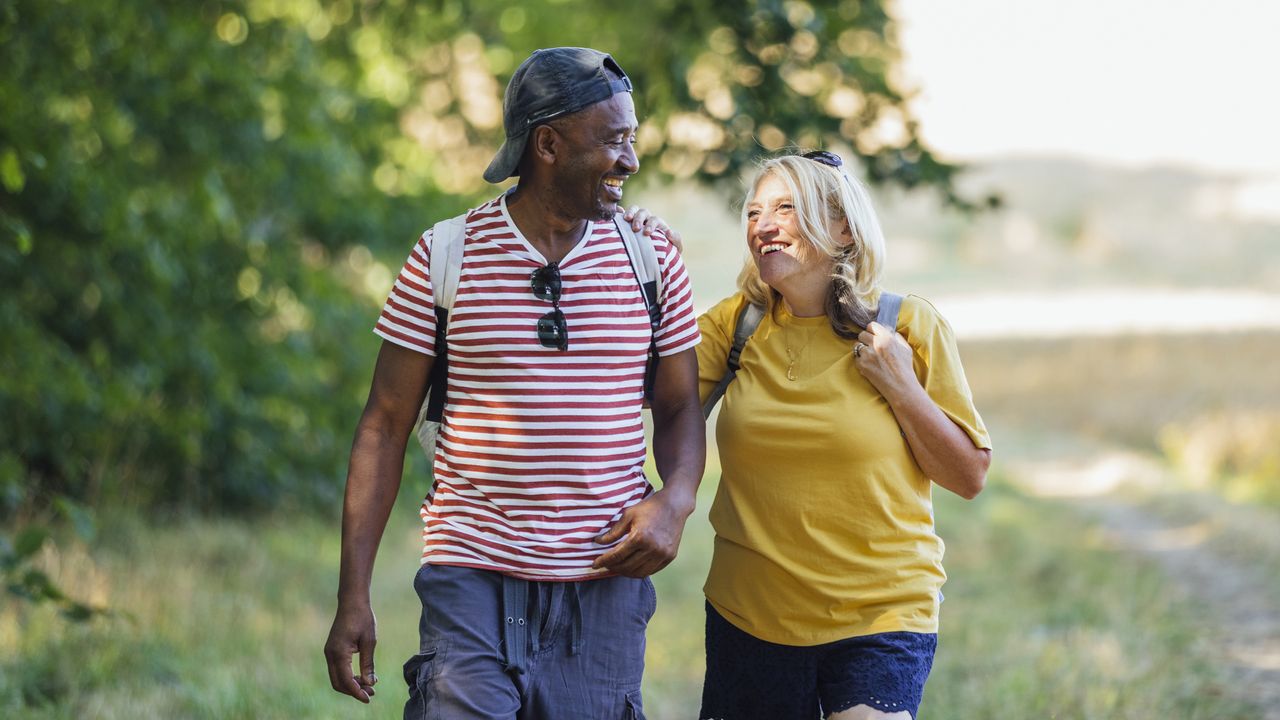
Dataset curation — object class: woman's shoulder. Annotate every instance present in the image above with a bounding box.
[896,293,956,342]
[700,292,752,333]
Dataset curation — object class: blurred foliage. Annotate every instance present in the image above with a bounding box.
[1160,412,1280,506]
[1,498,107,622]
[0,0,959,517]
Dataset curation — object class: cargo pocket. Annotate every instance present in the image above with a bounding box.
[402,648,439,717]
[623,689,646,720]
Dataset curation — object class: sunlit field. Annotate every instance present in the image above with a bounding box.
[4,332,1277,719]
[963,331,1280,504]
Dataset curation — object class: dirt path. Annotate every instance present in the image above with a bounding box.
[1008,451,1280,718]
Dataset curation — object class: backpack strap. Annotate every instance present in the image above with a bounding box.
[614,216,663,401]
[416,214,467,448]
[701,292,902,420]
[702,302,764,419]
[875,291,903,330]
[431,215,467,316]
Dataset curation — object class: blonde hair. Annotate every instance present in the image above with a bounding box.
[736,153,887,337]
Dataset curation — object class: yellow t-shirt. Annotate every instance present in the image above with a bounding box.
[697,293,992,646]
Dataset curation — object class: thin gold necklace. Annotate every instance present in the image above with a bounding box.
[784,323,816,381]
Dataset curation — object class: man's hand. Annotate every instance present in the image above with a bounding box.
[622,205,684,252]
[592,486,696,577]
[324,602,379,703]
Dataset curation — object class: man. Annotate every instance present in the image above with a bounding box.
[323,47,704,719]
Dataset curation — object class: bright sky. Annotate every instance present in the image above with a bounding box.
[894,0,1280,178]
[888,0,1280,336]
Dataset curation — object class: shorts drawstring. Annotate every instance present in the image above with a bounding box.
[530,581,544,656]
[501,574,586,673]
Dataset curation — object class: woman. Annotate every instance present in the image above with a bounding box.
[693,152,992,720]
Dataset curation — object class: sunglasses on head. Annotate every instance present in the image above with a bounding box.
[530,262,568,351]
[801,149,844,169]
[802,149,860,195]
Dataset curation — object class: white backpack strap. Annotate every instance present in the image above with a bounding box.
[615,216,661,326]
[416,213,468,456]
[430,214,467,312]
[614,216,664,400]
[615,217,660,295]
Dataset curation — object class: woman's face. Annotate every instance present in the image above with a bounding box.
[746,173,837,298]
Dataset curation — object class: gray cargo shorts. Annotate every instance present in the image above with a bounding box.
[402,563,656,720]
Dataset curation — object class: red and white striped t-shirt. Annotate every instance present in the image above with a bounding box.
[374,194,700,580]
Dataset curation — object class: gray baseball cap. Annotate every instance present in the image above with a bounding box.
[483,47,633,184]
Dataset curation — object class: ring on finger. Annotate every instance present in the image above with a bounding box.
[854,342,866,358]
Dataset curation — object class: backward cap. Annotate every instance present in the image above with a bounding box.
[483,47,632,184]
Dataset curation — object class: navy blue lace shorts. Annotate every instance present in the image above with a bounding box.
[699,602,936,720]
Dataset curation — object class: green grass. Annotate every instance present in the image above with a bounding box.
[6,332,1277,718]
[923,479,1254,719]
[1,472,1259,720]
[1,509,425,719]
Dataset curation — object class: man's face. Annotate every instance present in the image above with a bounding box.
[547,93,640,221]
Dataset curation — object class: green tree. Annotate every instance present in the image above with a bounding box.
[0,0,960,518]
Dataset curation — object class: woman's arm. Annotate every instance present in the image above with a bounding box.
[854,321,991,499]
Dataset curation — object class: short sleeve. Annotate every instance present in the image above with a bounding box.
[372,228,438,356]
[900,295,992,451]
[650,231,701,357]
[695,293,748,405]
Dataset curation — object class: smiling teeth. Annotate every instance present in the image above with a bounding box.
[760,243,786,255]
[604,178,624,188]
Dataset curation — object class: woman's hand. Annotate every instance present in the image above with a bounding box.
[854,320,991,499]
[622,205,684,252]
[853,321,917,401]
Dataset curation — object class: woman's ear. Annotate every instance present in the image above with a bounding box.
[832,219,859,258]
[835,218,854,245]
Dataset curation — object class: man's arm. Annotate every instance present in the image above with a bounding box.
[324,341,433,703]
[593,348,705,576]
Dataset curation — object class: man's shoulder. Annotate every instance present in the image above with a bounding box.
[413,196,510,254]
[607,213,672,249]
[458,195,507,231]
